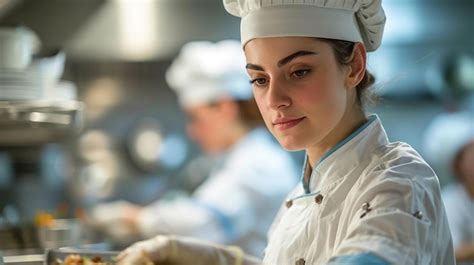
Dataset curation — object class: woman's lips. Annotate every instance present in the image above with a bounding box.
[272,117,305,131]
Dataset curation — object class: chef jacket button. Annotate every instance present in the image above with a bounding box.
[362,202,371,211]
[314,194,324,204]
[360,202,372,218]
[295,258,306,265]
[285,200,293,208]
[413,211,423,220]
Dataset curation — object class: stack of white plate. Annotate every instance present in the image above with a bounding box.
[31,50,78,102]
[0,26,44,101]
[0,27,82,145]
[0,68,43,100]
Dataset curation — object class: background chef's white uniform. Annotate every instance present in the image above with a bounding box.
[443,183,474,250]
[263,115,455,265]
[138,127,297,256]
[423,111,474,265]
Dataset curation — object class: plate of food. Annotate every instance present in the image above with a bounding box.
[45,249,119,265]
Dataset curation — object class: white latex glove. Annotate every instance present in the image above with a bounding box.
[87,200,141,242]
[117,235,262,265]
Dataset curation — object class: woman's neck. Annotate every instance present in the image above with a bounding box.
[306,108,367,168]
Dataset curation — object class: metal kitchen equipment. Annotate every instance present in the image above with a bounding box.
[0,100,83,146]
[37,219,83,249]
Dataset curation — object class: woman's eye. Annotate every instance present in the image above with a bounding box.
[250,78,267,87]
[292,69,310,78]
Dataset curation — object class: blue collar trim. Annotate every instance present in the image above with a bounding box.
[315,115,377,166]
[301,155,311,194]
[301,115,377,194]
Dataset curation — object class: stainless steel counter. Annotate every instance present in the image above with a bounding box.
[2,254,43,265]
[1,249,44,265]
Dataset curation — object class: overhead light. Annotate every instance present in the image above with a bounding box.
[116,0,159,61]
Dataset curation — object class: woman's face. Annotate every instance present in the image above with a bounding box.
[244,37,357,151]
[184,102,237,154]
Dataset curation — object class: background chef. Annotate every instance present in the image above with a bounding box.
[88,40,298,256]
[423,111,474,264]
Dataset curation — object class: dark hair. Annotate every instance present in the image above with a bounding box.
[236,97,264,128]
[319,39,378,109]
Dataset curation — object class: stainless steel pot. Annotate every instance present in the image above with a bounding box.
[37,219,83,249]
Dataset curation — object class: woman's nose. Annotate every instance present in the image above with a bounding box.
[267,80,291,110]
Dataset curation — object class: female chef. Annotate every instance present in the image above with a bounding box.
[117,1,456,264]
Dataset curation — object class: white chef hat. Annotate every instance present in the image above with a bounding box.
[166,40,252,108]
[223,0,386,52]
[422,112,474,170]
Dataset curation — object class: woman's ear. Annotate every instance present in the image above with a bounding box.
[345,42,367,89]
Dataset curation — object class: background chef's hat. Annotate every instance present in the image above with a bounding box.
[223,0,386,52]
[166,40,251,108]
[422,112,474,173]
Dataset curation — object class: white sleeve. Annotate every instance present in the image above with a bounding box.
[334,167,455,265]
[442,184,468,249]
[191,164,264,241]
[137,196,227,243]
[137,163,262,243]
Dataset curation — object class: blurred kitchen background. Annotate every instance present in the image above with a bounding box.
[0,0,472,261]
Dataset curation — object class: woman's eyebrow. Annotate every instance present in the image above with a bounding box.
[245,50,318,71]
[246,63,264,71]
[277,50,318,67]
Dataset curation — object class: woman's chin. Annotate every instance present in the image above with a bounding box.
[277,137,307,152]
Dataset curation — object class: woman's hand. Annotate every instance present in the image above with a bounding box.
[86,200,142,242]
[117,235,262,265]
[117,235,172,264]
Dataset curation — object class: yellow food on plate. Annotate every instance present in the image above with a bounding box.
[52,254,115,265]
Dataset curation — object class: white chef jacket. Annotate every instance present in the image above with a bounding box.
[263,115,455,265]
[442,183,474,248]
[137,127,298,256]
